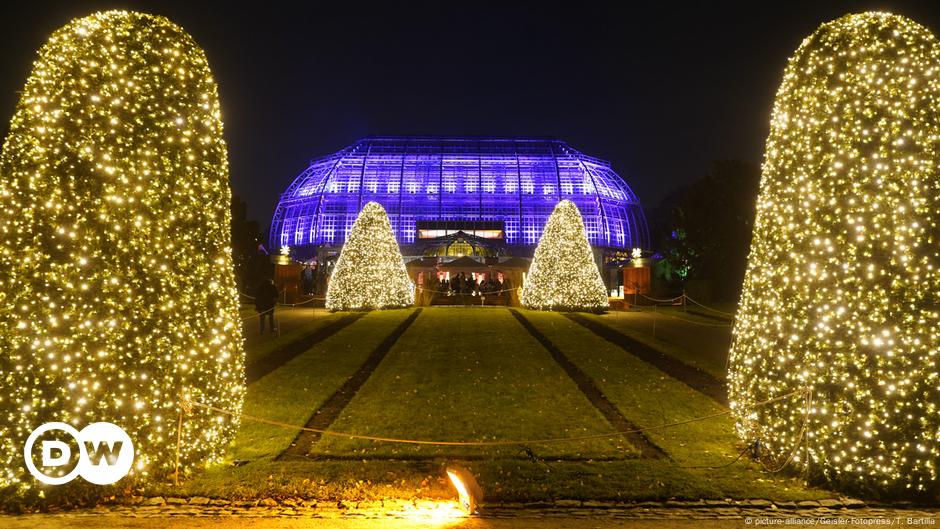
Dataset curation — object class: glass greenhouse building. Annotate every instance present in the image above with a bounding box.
[270,136,649,259]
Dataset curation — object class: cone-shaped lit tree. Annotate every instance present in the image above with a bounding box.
[730,12,940,496]
[326,202,414,311]
[0,11,244,495]
[520,200,608,312]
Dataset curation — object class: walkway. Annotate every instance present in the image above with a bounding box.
[2,499,932,528]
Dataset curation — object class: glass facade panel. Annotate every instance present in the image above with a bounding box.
[270,137,649,252]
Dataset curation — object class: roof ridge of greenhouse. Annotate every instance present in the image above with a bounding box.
[271,135,648,252]
[360,135,563,142]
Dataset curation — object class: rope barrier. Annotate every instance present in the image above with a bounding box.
[757,386,813,473]
[643,310,733,328]
[639,293,685,304]
[683,295,736,318]
[241,299,325,323]
[240,308,272,322]
[279,296,326,307]
[184,388,809,448]
[634,292,736,319]
[241,287,325,308]
[416,285,520,296]
[677,441,755,470]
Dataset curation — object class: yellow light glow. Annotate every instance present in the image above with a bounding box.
[521,200,608,311]
[730,12,940,496]
[0,10,245,495]
[384,500,467,527]
[446,466,481,515]
[326,202,414,311]
[447,469,472,513]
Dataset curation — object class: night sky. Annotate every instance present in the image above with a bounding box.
[2,1,939,224]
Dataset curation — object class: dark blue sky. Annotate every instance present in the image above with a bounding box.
[2,1,939,223]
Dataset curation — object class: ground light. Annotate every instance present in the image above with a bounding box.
[446,466,483,515]
[394,501,467,526]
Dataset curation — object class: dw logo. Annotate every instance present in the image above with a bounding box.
[24,422,135,485]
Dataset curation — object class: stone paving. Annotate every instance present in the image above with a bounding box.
[16,497,936,522]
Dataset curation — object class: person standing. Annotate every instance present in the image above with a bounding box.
[301,264,314,295]
[255,278,279,334]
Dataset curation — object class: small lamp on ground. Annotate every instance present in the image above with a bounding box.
[446,466,482,515]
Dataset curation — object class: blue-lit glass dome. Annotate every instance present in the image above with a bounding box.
[270,136,649,253]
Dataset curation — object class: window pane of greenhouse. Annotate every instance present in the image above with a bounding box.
[269,137,649,258]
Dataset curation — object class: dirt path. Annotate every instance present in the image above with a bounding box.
[278,309,422,459]
[509,309,666,459]
[565,313,728,405]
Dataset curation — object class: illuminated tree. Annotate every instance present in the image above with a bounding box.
[326,202,414,311]
[730,12,940,495]
[521,200,608,312]
[0,11,244,494]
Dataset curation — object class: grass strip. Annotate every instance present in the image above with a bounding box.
[518,310,825,500]
[310,307,638,460]
[509,309,665,459]
[589,311,729,379]
[566,313,727,405]
[279,309,423,459]
[162,308,829,503]
[246,312,365,383]
[229,309,417,461]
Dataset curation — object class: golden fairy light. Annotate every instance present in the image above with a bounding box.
[325,202,414,311]
[521,200,609,312]
[0,11,245,493]
[730,12,940,495]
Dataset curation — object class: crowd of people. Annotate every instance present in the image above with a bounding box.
[426,272,507,295]
[252,266,512,335]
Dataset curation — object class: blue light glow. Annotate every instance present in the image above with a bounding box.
[270,137,649,250]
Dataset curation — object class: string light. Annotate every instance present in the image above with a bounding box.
[520,200,608,312]
[0,11,245,493]
[325,202,414,311]
[730,12,940,495]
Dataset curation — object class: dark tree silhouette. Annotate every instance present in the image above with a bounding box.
[231,194,266,292]
[652,160,761,301]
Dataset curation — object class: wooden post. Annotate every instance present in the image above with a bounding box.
[174,392,184,486]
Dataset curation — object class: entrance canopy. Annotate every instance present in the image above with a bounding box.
[438,256,490,273]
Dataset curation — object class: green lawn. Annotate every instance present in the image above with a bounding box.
[585,311,730,379]
[243,309,349,367]
[232,308,417,460]
[517,310,810,500]
[149,306,830,503]
[653,305,734,323]
[312,307,637,460]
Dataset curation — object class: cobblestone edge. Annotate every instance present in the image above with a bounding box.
[9,497,938,520]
